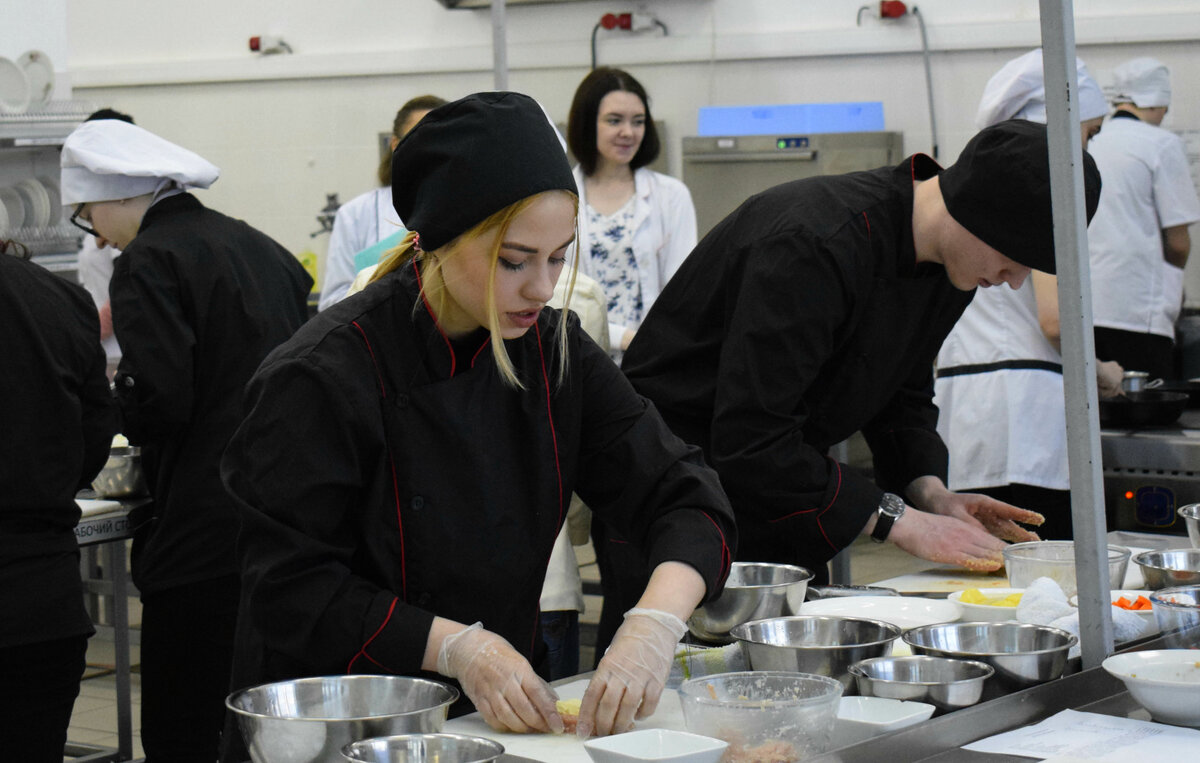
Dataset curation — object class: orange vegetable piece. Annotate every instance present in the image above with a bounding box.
[1134,595,1153,610]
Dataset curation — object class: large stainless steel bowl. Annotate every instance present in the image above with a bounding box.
[1176,504,1200,548]
[731,615,902,692]
[902,622,1076,690]
[1134,549,1200,590]
[341,733,504,763]
[91,446,148,498]
[227,675,459,763]
[687,562,813,643]
[849,655,994,713]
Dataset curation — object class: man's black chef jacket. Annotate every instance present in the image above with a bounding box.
[623,155,973,571]
[110,193,312,593]
[0,253,116,646]
[221,258,736,695]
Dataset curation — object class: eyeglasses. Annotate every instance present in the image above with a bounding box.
[0,238,30,259]
[70,203,99,237]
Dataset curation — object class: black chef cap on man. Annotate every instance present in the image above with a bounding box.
[391,91,576,252]
[938,119,1101,275]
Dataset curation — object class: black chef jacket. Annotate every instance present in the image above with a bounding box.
[110,193,312,594]
[221,257,736,692]
[623,155,973,571]
[0,254,116,647]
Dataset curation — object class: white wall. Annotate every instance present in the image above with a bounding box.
[47,0,1200,295]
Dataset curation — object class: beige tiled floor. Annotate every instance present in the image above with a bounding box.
[66,535,922,760]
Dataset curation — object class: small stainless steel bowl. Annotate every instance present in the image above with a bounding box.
[687,562,813,643]
[1134,549,1200,590]
[731,615,902,692]
[91,446,148,498]
[902,621,1076,690]
[341,733,504,763]
[849,655,994,713]
[1178,504,1200,549]
[227,675,459,763]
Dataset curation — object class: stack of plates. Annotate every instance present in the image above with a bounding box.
[13,178,52,228]
[0,187,26,231]
[38,176,64,224]
[0,56,31,113]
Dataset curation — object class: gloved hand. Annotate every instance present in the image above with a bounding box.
[437,622,561,734]
[1096,359,1125,399]
[578,608,686,738]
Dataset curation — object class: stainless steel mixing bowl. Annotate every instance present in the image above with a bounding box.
[731,615,902,692]
[902,622,1076,690]
[227,675,459,763]
[341,733,504,762]
[1179,504,1200,548]
[687,562,813,643]
[849,655,994,712]
[1134,549,1200,590]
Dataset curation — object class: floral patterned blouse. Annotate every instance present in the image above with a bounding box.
[587,196,643,355]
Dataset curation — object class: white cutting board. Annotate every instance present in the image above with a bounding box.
[76,498,123,518]
[870,566,1013,594]
[443,679,689,762]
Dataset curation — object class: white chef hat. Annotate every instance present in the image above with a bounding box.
[976,48,1108,129]
[60,120,219,206]
[1109,57,1171,109]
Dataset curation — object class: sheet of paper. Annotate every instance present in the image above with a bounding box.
[963,709,1200,760]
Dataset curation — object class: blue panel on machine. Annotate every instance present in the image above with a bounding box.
[697,102,885,136]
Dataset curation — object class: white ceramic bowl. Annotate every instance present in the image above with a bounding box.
[1102,649,1200,727]
[831,696,935,747]
[583,728,728,763]
[947,588,1023,623]
[800,596,961,631]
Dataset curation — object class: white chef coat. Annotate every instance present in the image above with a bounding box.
[935,281,1069,491]
[571,166,697,349]
[318,187,404,311]
[76,236,122,362]
[1087,116,1200,339]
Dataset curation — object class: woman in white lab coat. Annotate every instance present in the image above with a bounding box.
[934,49,1123,540]
[566,67,697,359]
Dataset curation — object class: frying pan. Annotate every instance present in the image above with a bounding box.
[1099,390,1189,428]
[1148,378,1200,409]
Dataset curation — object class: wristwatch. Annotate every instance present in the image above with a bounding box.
[870,492,906,543]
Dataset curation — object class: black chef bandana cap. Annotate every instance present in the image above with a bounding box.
[391,91,577,252]
[938,118,1101,275]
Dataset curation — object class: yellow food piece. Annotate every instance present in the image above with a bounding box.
[556,699,581,716]
[112,434,129,448]
[959,588,1022,607]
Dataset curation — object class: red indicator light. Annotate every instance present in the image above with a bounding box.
[1125,491,1135,500]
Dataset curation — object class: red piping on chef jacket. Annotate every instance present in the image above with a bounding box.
[768,457,843,552]
[347,596,399,673]
[532,320,565,654]
[352,319,410,602]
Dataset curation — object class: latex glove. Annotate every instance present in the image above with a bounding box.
[578,608,686,738]
[888,508,1009,572]
[437,622,561,734]
[930,490,1044,544]
[1096,359,1125,399]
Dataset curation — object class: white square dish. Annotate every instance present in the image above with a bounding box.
[584,728,728,763]
[831,696,936,747]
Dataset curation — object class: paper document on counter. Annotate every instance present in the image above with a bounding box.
[963,709,1200,760]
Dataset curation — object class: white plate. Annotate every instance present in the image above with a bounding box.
[832,696,935,747]
[800,596,961,630]
[584,729,728,763]
[15,178,50,228]
[37,175,63,224]
[0,194,8,233]
[0,187,27,230]
[17,50,53,107]
[1068,590,1160,637]
[0,56,30,113]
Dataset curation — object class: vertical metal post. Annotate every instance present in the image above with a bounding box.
[107,540,133,759]
[1039,0,1114,668]
[491,0,509,91]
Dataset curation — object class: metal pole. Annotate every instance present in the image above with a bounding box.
[491,0,509,91]
[1039,0,1114,669]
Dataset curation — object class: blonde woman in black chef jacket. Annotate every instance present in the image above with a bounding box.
[0,240,116,761]
[623,120,1101,584]
[59,121,313,762]
[219,92,736,756]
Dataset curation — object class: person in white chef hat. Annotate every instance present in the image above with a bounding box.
[935,48,1125,542]
[1087,57,1200,380]
[61,120,313,762]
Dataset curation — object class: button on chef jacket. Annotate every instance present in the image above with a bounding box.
[0,253,116,647]
[220,258,735,698]
[110,193,313,593]
[623,155,971,571]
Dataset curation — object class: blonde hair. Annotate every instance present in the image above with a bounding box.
[371,190,580,388]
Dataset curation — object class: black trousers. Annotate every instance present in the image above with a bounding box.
[0,634,88,761]
[1095,326,1176,381]
[140,574,240,763]
[967,484,1075,541]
